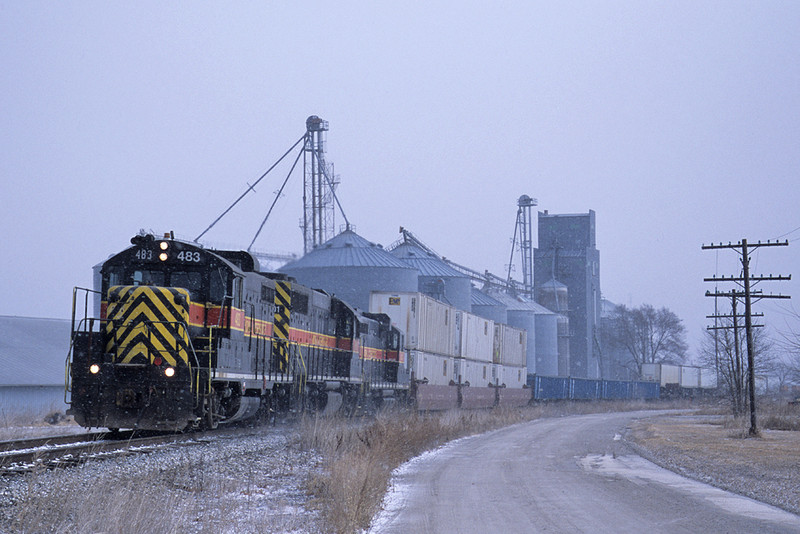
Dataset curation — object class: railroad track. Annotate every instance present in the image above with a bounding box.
[0,431,207,475]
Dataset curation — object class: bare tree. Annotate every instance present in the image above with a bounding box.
[698,320,776,417]
[605,304,688,378]
[775,307,800,389]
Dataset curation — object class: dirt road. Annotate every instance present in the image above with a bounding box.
[369,411,800,533]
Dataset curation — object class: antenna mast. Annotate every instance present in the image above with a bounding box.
[303,116,339,253]
[507,195,537,297]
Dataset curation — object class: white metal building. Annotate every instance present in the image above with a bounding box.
[0,316,70,418]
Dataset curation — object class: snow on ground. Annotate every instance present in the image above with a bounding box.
[0,424,326,533]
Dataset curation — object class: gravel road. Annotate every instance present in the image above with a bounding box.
[369,411,800,534]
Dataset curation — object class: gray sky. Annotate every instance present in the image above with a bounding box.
[2,2,798,359]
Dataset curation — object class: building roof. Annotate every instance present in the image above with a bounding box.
[539,278,568,292]
[0,316,71,386]
[471,288,505,307]
[391,242,467,278]
[485,290,555,314]
[280,230,416,271]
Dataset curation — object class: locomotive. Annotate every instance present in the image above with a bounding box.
[67,233,407,431]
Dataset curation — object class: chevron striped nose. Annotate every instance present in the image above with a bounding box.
[104,286,191,366]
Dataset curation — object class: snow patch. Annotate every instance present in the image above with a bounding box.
[366,435,475,533]
[579,454,800,527]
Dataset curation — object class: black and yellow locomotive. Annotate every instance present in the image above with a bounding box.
[67,233,407,431]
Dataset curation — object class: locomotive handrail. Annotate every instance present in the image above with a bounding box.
[64,315,106,403]
[289,342,307,396]
[71,286,101,335]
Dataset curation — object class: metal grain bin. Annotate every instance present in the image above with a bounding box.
[485,290,559,376]
[537,278,569,314]
[471,289,507,323]
[391,242,472,311]
[280,229,418,311]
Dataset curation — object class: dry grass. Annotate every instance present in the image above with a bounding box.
[628,406,800,515]
[0,409,77,441]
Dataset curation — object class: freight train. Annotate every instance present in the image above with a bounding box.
[66,233,659,432]
[67,233,409,431]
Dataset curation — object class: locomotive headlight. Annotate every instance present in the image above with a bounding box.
[159,241,169,250]
[159,252,168,261]
[164,367,175,378]
[89,364,100,374]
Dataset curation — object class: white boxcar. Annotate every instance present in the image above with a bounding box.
[660,364,681,386]
[680,366,701,388]
[700,367,717,389]
[641,363,659,383]
[457,358,494,387]
[407,350,455,386]
[493,323,527,367]
[459,311,494,362]
[370,292,456,357]
[641,363,681,386]
[500,364,527,389]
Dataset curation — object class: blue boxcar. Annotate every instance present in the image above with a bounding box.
[533,375,570,400]
[570,378,601,399]
[530,375,660,401]
[602,380,631,399]
[631,381,660,399]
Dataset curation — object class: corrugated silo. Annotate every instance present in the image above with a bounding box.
[390,241,472,311]
[537,278,568,314]
[485,290,559,377]
[279,229,419,310]
[471,288,507,323]
[537,278,571,377]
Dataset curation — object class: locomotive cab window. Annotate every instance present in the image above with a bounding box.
[170,271,202,301]
[132,270,165,287]
[233,277,243,308]
[209,269,228,303]
[107,270,122,288]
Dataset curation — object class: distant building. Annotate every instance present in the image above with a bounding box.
[0,316,70,417]
[534,210,601,378]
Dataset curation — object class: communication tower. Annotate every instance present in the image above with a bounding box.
[303,116,339,253]
[517,195,537,297]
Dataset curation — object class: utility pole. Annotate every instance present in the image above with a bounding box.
[706,291,764,416]
[703,239,790,436]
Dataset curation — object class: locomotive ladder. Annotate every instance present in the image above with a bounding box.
[192,327,218,407]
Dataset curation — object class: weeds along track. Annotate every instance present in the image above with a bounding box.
[0,427,256,475]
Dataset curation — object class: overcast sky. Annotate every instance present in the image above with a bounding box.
[2,2,798,359]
